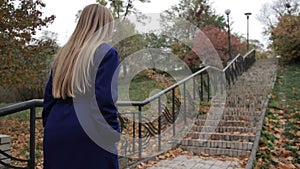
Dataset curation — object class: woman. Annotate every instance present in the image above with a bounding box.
[42,4,120,169]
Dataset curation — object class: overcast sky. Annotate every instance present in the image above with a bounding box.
[41,0,273,47]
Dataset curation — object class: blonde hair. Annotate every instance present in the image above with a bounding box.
[52,4,114,99]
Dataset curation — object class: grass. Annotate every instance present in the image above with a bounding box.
[119,70,177,101]
[255,61,300,168]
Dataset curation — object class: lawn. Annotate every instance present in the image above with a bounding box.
[255,62,300,168]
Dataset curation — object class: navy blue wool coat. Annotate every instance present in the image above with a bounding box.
[42,43,120,169]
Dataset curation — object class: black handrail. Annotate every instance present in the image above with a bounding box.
[118,49,255,107]
[0,99,42,169]
[0,50,256,168]
[0,99,43,116]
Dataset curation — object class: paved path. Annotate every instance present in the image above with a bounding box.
[147,155,241,169]
[146,58,278,169]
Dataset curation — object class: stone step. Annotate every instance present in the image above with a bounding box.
[223,110,262,116]
[197,114,260,122]
[181,139,253,151]
[195,120,257,127]
[226,94,266,98]
[185,132,255,142]
[191,126,256,134]
[181,146,251,157]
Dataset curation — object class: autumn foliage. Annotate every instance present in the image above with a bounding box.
[0,0,56,101]
[182,25,246,70]
[271,14,300,62]
[201,26,246,61]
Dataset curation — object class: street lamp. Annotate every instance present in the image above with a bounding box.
[225,9,232,61]
[285,3,291,14]
[245,12,252,52]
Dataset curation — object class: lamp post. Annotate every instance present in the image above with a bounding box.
[225,9,232,61]
[245,12,252,52]
[285,3,291,14]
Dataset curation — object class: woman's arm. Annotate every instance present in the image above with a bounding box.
[42,71,56,127]
[94,44,120,132]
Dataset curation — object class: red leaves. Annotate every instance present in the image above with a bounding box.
[193,25,246,65]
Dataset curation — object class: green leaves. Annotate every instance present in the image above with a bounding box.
[161,0,227,30]
[97,0,150,19]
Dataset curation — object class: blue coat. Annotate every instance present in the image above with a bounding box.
[42,43,120,169]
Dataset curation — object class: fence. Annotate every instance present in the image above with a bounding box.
[0,49,255,168]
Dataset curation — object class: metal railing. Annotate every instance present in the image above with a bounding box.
[0,99,42,169]
[0,50,256,168]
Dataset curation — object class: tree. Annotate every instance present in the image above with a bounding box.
[97,0,150,20]
[258,0,300,36]
[159,0,230,71]
[161,0,226,30]
[271,14,300,62]
[201,26,246,62]
[248,39,264,52]
[95,0,151,77]
[0,0,56,101]
[113,19,146,77]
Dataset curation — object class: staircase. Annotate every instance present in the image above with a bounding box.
[180,58,278,157]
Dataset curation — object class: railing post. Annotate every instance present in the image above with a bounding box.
[183,82,187,125]
[193,78,196,100]
[207,74,210,101]
[200,73,204,101]
[29,108,36,169]
[132,113,136,154]
[172,89,176,136]
[233,61,237,82]
[231,65,234,85]
[158,97,161,151]
[138,106,142,159]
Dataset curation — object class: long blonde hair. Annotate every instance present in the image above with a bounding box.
[52,4,114,99]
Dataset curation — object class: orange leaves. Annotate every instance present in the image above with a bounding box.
[0,0,57,100]
[0,113,44,168]
[278,163,297,169]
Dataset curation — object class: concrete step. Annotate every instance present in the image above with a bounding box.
[177,59,278,158]
[181,139,253,151]
[191,126,256,134]
[194,120,257,127]
[185,132,255,142]
[197,114,260,122]
[181,146,251,157]
[223,109,262,116]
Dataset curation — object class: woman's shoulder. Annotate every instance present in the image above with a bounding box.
[94,42,119,65]
[95,42,118,56]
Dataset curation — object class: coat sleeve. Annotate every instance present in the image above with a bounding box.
[94,45,120,132]
[42,71,56,127]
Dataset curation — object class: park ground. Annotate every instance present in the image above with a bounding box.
[0,59,299,168]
